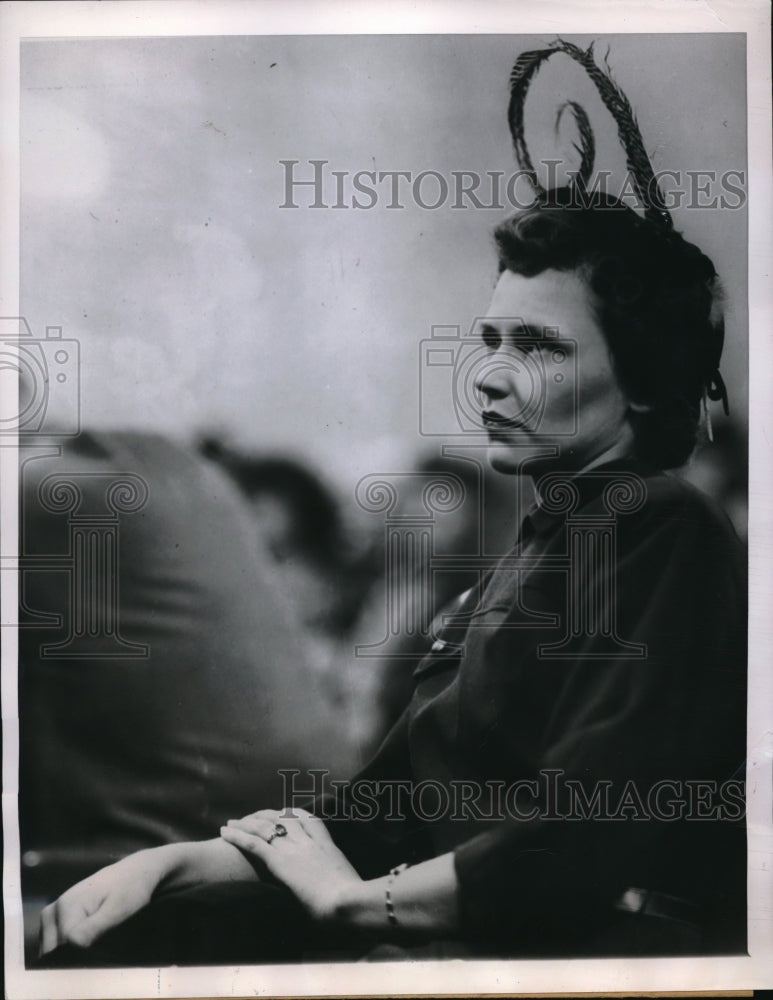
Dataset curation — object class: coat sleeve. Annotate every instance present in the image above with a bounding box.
[315,707,435,879]
[452,485,747,949]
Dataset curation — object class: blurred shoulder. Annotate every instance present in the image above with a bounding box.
[638,466,741,536]
[612,465,746,581]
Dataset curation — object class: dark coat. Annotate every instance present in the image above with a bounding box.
[321,460,747,957]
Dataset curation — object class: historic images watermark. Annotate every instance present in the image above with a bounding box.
[278,160,747,211]
[278,768,746,824]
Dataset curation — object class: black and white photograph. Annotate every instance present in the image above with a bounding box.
[2,1,772,997]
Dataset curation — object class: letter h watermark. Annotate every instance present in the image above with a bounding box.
[19,473,149,658]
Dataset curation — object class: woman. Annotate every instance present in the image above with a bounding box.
[38,41,746,964]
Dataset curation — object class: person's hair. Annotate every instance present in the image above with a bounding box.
[200,437,379,633]
[198,439,344,565]
[493,189,725,469]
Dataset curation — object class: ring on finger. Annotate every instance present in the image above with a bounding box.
[266,822,288,845]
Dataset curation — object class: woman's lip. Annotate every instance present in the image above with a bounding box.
[485,425,528,440]
[482,413,529,432]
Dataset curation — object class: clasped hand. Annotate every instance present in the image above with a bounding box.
[39,850,160,956]
[220,806,363,922]
[38,807,363,956]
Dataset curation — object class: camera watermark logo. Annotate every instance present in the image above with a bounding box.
[0,317,80,436]
[0,317,149,658]
[419,320,577,439]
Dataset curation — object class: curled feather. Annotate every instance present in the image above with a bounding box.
[554,100,595,190]
[507,38,673,228]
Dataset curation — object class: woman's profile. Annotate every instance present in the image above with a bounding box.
[37,39,747,966]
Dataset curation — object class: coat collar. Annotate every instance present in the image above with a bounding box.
[519,457,660,542]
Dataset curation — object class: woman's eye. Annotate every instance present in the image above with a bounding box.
[480,327,501,351]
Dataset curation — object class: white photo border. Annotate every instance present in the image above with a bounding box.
[2,1,771,997]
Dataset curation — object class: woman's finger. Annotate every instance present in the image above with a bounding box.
[39,902,60,956]
[51,883,111,950]
[220,825,272,861]
[226,817,274,842]
[277,806,319,840]
[66,893,139,949]
[227,816,305,841]
[294,810,332,843]
[240,808,280,823]
[58,913,102,950]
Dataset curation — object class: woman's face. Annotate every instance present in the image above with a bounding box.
[474,268,635,475]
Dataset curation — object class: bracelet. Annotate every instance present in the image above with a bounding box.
[385,863,409,926]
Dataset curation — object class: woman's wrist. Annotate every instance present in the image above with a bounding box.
[134,842,191,897]
[329,853,459,934]
[328,875,388,928]
[151,838,262,897]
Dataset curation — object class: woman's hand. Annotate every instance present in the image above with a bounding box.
[39,849,163,956]
[38,836,265,957]
[220,807,362,922]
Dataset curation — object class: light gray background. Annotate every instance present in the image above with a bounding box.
[20,33,747,492]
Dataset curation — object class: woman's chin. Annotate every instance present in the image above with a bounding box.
[485,440,555,475]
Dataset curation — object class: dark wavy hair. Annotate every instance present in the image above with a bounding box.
[493,189,725,469]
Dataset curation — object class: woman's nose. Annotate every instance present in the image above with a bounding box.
[474,356,513,403]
